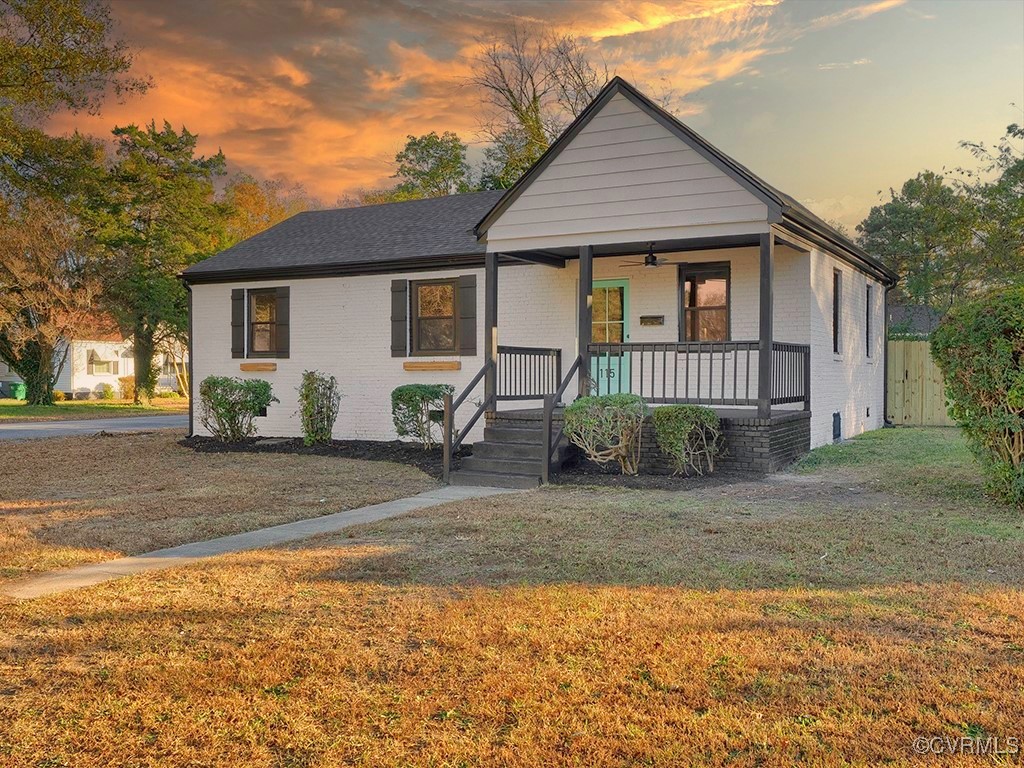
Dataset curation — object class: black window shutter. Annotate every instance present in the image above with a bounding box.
[391,279,408,357]
[231,288,245,358]
[275,286,290,359]
[112,360,119,376]
[458,275,477,356]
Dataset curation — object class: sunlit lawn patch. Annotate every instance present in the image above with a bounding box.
[0,430,435,581]
[0,398,189,421]
[1,427,1021,765]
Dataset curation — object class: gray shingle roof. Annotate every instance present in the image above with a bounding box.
[183,190,505,280]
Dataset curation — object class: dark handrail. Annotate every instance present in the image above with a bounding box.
[541,354,582,484]
[441,359,494,483]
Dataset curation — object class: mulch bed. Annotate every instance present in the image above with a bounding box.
[180,436,755,489]
[180,436,469,480]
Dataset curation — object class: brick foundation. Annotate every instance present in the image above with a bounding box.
[487,408,812,475]
[638,411,811,474]
[651,415,811,475]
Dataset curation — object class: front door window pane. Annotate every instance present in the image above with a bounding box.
[592,286,624,345]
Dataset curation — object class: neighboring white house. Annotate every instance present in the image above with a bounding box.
[1,324,186,399]
[183,78,897,485]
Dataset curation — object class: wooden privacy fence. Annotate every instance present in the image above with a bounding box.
[886,339,955,427]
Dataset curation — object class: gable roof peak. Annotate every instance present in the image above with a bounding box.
[474,76,896,284]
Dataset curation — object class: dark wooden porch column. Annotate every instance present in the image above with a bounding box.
[577,244,594,398]
[757,232,774,419]
[484,251,498,413]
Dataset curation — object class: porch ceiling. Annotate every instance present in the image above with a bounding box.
[496,232,803,267]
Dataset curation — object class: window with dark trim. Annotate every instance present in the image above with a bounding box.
[411,278,458,355]
[249,289,278,356]
[679,262,730,342]
[865,284,873,358]
[832,269,843,355]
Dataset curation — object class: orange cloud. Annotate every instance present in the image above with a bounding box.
[41,0,907,204]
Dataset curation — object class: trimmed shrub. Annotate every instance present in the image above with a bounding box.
[53,390,66,402]
[199,376,277,442]
[97,383,115,400]
[118,375,135,401]
[563,393,648,475]
[155,390,180,399]
[652,404,722,476]
[931,286,1024,508]
[391,384,454,449]
[298,370,342,446]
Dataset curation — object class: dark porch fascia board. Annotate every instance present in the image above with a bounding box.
[500,233,763,263]
[499,251,566,268]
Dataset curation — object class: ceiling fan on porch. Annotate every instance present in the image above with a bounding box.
[620,242,685,269]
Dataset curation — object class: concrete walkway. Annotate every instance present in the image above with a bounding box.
[3,485,513,601]
[0,414,188,440]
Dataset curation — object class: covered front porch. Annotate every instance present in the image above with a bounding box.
[442,230,813,484]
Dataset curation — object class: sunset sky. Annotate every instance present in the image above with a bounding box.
[50,0,1024,230]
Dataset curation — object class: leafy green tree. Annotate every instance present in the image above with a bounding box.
[0,127,107,404]
[97,121,226,402]
[956,124,1024,285]
[221,173,319,247]
[343,132,473,206]
[931,286,1024,507]
[393,131,471,198]
[856,171,980,310]
[478,126,536,190]
[0,0,147,158]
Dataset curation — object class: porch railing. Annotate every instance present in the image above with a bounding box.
[587,341,810,409]
[497,345,561,401]
[771,342,812,407]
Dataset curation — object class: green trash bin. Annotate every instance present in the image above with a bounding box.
[9,382,26,400]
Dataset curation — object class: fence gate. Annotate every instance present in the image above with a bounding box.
[886,340,955,427]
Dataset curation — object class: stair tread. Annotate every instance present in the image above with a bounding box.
[449,469,541,489]
[462,462,544,475]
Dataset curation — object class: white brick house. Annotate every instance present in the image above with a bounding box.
[183,78,897,485]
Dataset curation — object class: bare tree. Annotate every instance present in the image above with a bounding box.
[0,194,99,403]
[470,23,609,188]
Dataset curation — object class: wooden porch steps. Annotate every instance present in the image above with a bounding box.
[449,421,572,489]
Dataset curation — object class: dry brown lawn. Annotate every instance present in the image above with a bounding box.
[0,430,435,581]
[1,429,1022,766]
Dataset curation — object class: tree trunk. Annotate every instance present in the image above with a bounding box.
[133,323,157,404]
[20,341,56,405]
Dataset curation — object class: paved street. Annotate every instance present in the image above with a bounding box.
[0,414,188,440]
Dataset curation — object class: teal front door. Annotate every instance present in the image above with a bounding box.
[591,279,630,395]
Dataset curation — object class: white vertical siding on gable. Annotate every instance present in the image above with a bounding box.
[486,93,770,252]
